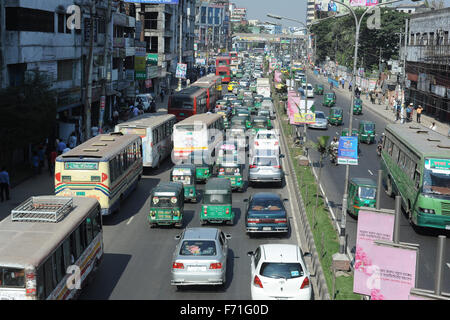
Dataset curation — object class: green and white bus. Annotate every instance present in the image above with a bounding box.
[381,124,450,230]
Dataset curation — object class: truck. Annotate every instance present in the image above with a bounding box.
[256,78,271,98]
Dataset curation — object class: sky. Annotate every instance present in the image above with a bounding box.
[231,0,450,27]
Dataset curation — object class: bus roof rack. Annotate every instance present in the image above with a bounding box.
[11,196,74,223]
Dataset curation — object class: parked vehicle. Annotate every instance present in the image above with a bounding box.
[201,178,234,225]
[327,107,343,126]
[248,244,312,300]
[358,120,376,144]
[245,193,289,236]
[323,92,336,107]
[170,164,198,203]
[171,228,231,288]
[347,178,377,217]
[148,182,184,228]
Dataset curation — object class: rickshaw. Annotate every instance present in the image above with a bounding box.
[353,98,363,115]
[250,116,272,135]
[148,182,184,228]
[347,178,377,217]
[182,150,213,183]
[358,120,376,144]
[170,164,198,203]
[314,84,324,95]
[328,107,343,126]
[323,92,336,107]
[201,178,234,225]
[254,95,264,110]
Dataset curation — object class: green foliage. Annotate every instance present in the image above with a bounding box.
[233,24,252,34]
[311,8,408,71]
[0,71,57,165]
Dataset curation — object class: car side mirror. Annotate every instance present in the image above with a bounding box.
[280,154,285,158]
[247,251,254,257]
[174,235,181,240]
[225,234,232,240]
[303,252,312,258]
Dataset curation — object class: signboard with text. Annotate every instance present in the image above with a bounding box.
[337,136,358,165]
[176,63,187,79]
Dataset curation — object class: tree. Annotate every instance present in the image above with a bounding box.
[0,71,57,168]
[233,24,251,34]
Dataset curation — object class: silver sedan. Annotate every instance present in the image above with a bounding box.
[308,111,328,130]
[171,228,231,289]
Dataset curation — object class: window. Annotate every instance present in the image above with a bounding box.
[70,228,82,261]
[36,266,45,300]
[91,206,102,237]
[79,222,88,252]
[62,238,71,272]
[6,7,54,33]
[98,18,106,34]
[58,13,65,33]
[54,247,64,284]
[57,60,73,81]
[149,36,159,53]
[44,258,54,297]
[254,247,261,267]
[145,12,158,30]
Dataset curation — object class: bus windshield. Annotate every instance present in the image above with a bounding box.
[423,158,450,196]
[171,97,194,109]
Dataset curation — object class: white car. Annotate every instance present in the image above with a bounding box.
[301,84,314,98]
[248,244,312,300]
[250,130,280,155]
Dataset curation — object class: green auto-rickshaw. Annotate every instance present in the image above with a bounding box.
[148,182,184,228]
[182,151,213,183]
[217,110,230,129]
[347,178,377,217]
[328,107,343,126]
[200,178,234,225]
[170,164,197,203]
[250,116,272,135]
[216,144,245,192]
[323,92,336,107]
[231,116,252,130]
[314,84,324,95]
[250,83,257,93]
[358,120,376,144]
[341,128,359,137]
[353,98,363,115]
[254,95,264,109]
[243,97,255,114]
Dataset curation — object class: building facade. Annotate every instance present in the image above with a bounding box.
[405,7,450,122]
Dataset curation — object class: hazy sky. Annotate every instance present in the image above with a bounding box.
[232,0,450,27]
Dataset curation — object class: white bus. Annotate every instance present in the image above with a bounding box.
[115,113,176,169]
[173,114,224,163]
[0,196,102,300]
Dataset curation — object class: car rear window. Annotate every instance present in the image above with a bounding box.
[180,241,217,256]
[0,267,25,288]
[254,157,278,166]
[250,198,283,211]
[316,113,325,119]
[260,263,304,279]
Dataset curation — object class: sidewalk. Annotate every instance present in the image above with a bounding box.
[308,71,450,136]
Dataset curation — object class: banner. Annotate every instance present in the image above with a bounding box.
[353,209,395,296]
[293,112,316,124]
[176,63,187,79]
[135,47,147,80]
[147,53,158,66]
[337,136,358,165]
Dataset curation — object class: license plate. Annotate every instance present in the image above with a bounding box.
[263,227,272,231]
[188,266,207,272]
[445,225,450,230]
[76,191,85,196]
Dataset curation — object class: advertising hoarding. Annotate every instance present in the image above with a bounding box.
[176,63,187,79]
[337,136,358,165]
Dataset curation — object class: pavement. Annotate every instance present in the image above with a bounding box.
[0,95,170,219]
[309,71,450,137]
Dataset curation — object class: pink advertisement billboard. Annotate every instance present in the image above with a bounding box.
[353,209,395,296]
[368,242,418,300]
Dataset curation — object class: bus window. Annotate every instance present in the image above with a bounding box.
[36,266,45,300]
[86,216,94,243]
[54,246,64,283]
[62,238,71,271]
[44,258,54,297]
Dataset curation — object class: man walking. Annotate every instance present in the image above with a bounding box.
[0,166,10,202]
[416,105,423,123]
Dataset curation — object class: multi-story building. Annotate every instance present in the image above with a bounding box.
[195,1,229,53]
[135,0,195,94]
[405,7,450,122]
[230,5,247,24]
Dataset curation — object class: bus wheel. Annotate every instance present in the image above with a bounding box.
[385,176,393,197]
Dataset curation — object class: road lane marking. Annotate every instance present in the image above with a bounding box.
[126,216,134,225]
[368,170,374,176]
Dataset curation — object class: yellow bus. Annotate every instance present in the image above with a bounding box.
[0,196,102,300]
[55,132,143,215]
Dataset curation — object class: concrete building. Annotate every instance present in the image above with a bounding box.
[230,5,247,24]
[195,0,229,53]
[395,2,427,14]
[405,7,450,122]
[135,0,195,93]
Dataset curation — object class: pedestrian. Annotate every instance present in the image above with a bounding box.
[349,81,352,92]
[341,78,345,89]
[406,104,412,122]
[0,166,10,202]
[132,105,140,118]
[329,81,333,90]
[113,109,119,126]
[32,152,40,176]
[62,147,71,154]
[430,122,436,131]
[401,104,406,124]
[68,132,77,149]
[49,149,57,176]
[396,103,401,121]
[57,139,67,155]
[409,103,414,122]
[416,105,423,123]
[150,98,156,113]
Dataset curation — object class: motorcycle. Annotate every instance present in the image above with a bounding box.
[329,146,338,166]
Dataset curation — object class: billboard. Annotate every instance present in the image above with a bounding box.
[350,0,379,6]
[337,136,358,165]
[176,63,187,79]
[135,47,147,80]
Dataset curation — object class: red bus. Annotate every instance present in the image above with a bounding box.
[168,86,208,121]
[192,74,222,112]
[215,56,231,67]
[216,66,231,84]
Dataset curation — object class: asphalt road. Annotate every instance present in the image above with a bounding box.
[305,72,450,294]
[80,95,313,300]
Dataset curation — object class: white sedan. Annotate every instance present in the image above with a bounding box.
[248,244,312,300]
[301,84,314,98]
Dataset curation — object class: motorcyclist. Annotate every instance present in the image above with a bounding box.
[329,137,339,163]
[377,133,384,156]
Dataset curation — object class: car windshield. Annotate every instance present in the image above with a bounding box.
[250,198,283,211]
[254,157,278,166]
[180,241,216,256]
[422,158,450,196]
[260,263,304,280]
[0,267,25,288]
[316,113,325,119]
[358,187,376,200]
[203,193,232,204]
[151,196,178,208]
